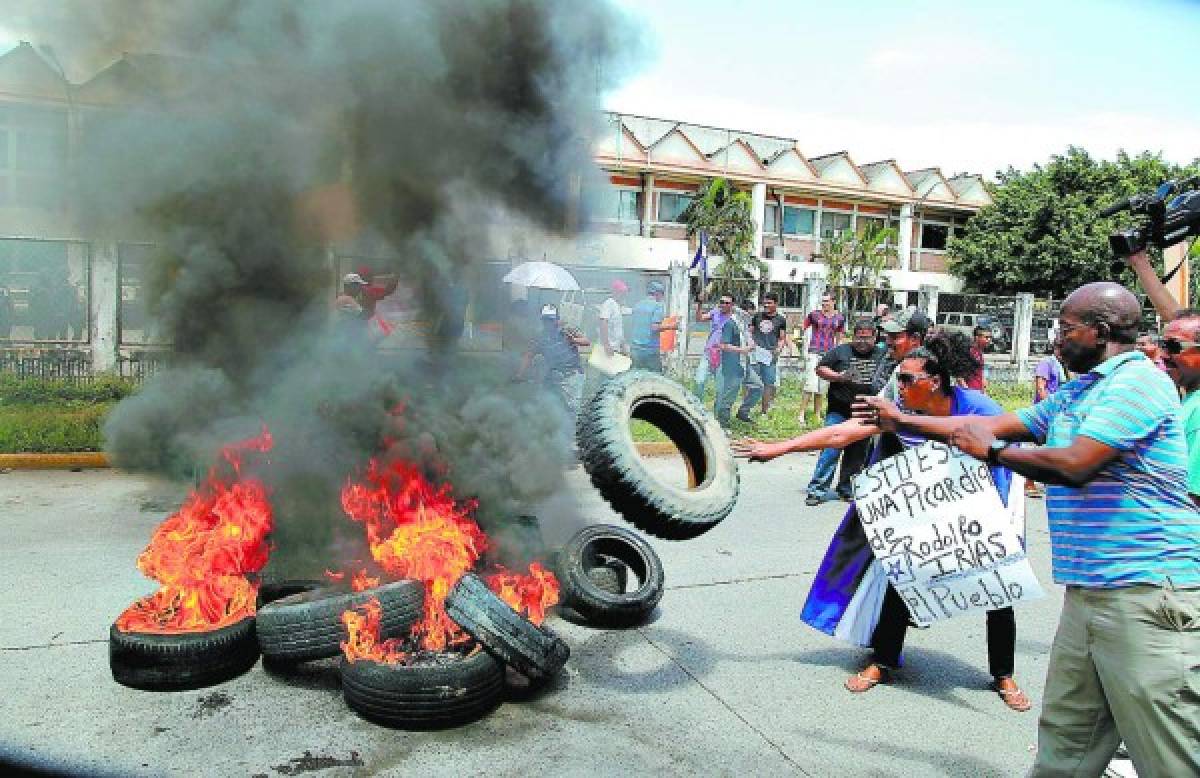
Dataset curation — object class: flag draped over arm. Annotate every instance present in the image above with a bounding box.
[689,230,709,287]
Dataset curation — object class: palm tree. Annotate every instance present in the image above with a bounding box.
[680,178,765,298]
[817,222,898,315]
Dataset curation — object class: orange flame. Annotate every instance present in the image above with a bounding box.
[485,562,560,626]
[341,458,487,651]
[115,429,274,634]
[340,597,405,664]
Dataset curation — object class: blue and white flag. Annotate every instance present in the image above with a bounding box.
[689,230,708,286]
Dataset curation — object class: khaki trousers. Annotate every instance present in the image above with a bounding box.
[1030,584,1200,778]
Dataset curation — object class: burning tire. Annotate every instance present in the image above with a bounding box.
[109,617,259,691]
[340,648,504,729]
[444,573,570,681]
[256,580,423,662]
[556,524,664,627]
[577,370,739,540]
[256,579,325,609]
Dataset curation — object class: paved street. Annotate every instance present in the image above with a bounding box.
[0,451,1063,777]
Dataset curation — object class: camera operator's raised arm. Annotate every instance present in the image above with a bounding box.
[1125,249,1181,321]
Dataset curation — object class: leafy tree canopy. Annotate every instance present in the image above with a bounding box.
[948,147,1199,298]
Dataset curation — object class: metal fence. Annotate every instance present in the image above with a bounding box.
[0,348,93,382]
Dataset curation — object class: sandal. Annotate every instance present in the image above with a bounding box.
[845,663,888,693]
[992,679,1032,712]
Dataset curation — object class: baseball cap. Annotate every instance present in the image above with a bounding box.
[610,279,629,294]
[880,309,931,336]
[342,272,368,286]
[540,304,559,319]
[647,280,666,295]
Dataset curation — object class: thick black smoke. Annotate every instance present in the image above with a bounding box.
[15,0,641,572]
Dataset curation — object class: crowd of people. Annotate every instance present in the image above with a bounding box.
[734,270,1199,777]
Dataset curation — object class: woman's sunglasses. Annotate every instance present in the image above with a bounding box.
[896,372,930,387]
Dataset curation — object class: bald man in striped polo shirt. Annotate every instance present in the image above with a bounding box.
[858,282,1200,777]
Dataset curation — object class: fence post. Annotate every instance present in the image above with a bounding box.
[1013,292,1034,376]
[90,242,119,374]
[918,283,939,322]
[667,261,690,376]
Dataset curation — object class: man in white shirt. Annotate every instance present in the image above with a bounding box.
[597,279,628,357]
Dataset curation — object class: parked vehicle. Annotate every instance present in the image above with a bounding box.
[936,312,1008,352]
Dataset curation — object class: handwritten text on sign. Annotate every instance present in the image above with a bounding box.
[852,440,1044,625]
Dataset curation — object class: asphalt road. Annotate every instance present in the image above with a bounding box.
[0,451,1064,777]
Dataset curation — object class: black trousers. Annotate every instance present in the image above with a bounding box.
[834,436,870,497]
[869,585,1016,680]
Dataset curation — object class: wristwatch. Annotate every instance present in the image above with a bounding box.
[986,439,1010,465]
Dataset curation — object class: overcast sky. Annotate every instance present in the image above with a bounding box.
[605,0,1200,178]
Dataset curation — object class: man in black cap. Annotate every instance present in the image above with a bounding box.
[875,308,932,402]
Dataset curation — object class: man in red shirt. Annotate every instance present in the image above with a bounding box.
[962,324,990,391]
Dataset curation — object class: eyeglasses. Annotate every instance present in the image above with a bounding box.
[718,300,734,306]
[1161,337,1200,355]
[896,372,931,387]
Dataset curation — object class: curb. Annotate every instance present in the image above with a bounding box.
[0,452,110,470]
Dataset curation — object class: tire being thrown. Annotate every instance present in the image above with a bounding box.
[444,573,569,680]
[556,524,664,627]
[577,369,738,540]
[256,580,423,662]
[110,617,259,691]
[340,648,504,729]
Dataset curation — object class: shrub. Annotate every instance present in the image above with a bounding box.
[0,375,137,405]
[0,404,112,453]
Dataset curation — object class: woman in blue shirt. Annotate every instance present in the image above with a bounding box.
[735,332,1030,712]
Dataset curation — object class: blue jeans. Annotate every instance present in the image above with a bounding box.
[807,409,848,498]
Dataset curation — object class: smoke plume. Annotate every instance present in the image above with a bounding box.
[15,1,641,572]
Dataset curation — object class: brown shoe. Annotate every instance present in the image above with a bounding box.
[845,663,888,693]
[992,678,1032,712]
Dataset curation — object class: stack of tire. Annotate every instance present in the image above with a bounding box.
[342,573,570,729]
[110,575,571,730]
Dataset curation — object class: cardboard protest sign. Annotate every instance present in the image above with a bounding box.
[852,440,1044,626]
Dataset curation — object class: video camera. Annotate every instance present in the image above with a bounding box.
[1100,177,1200,258]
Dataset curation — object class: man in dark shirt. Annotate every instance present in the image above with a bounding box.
[804,318,887,504]
[749,291,792,415]
[714,300,756,428]
[519,304,590,417]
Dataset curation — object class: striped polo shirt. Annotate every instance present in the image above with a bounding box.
[1016,350,1200,587]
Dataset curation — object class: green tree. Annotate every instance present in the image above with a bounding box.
[680,177,764,298]
[818,222,898,314]
[948,147,1198,298]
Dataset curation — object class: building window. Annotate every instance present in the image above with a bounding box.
[783,206,815,236]
[763,203,778,233]
[656,192,693,223]
[0,105,67,211]
[920,223,950,251]
[820,211,852,239]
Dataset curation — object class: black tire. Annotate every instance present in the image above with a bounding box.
[587,556,628,595]
[110,617,259,691]
[577,369,738,540]
[340,649,504,729]
[256,579,325,609]
[256,580,423,662]
[556,524,664,627]
[444,573,569,680]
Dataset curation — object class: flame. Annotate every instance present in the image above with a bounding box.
[340,597,405,664]
[341,458,487,651]
[338,451,561,664]
[115,429,274,634]
[485,562,560,626]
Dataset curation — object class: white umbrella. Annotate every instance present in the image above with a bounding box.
[502,260,581,291]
